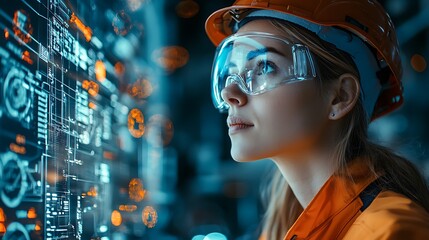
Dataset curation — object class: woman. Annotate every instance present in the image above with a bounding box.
[205,0,429,239]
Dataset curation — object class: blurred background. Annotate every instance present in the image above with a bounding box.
[0,0,428,239]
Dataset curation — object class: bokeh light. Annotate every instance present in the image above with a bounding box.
[0,208,6,234]
[127,78,153,99]
[119,204,137,212]
[128,108,145,138]
[35,221,42,232]
[114,62,125,76]
[0,223,5,234]
[176,0,200,19]
[127,0,145,12]
[46,170,63,184]
[21,50,33,65]
[87,186,98,197]
[111,210,122,227]
[88,102,97,110]
[142,206,157,228]
[27,207,37,219]
[4,28,9,40]
[203,232,228,240]
[128,178,146,202]
[411,54,427,73]
[152,46,189,72]
[82,80,99,97]
[95,60,106,82]
[192,235,206,240]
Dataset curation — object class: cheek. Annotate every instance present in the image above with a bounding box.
[255,87,328,154]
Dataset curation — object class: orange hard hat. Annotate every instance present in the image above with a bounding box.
[205,0,403,121]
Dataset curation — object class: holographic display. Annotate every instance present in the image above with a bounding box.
[0,0,170,239]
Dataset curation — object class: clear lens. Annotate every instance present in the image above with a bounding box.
[211,32,317,112]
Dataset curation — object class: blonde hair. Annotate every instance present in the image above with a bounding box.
[259,20,429,240]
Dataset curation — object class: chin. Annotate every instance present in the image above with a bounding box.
[230,146,267,162]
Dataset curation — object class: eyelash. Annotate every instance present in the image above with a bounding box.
[255,60,277,74]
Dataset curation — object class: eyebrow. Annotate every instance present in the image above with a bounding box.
[246,47,286,60]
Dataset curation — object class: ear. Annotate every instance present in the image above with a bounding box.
[328,73,360,120]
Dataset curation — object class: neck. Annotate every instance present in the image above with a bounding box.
[272,148,337,209]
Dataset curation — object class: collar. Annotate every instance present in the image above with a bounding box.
[284,160,377,240]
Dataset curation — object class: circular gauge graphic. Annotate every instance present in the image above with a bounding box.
[13,9,33,44]
[3,67,33,124]
[3,222,30,240]
[128,108,145,138]
[145,114,174,147]
[142,206,157,228]
[0,152,28,208]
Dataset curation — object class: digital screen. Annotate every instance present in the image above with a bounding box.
[0,0,173,239]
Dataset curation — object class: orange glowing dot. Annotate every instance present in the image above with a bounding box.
[0,223,5,234]
[47,170,63,184]
[119,204,137,212]
[10,143,26,154]
[82,80,99,97]
[95,60,106,82]
[4,29,9,39]
[87,186,98,197]
[127,78,153,99]
[142,206,158,228]
[111,210,122,227]
[88,89,97,97]
[16,134,26,145]
[88,102,97,110]
[27,207,37,219]
[0,208,6,222]
[34,221,42,231]
[103,151,115,160]
[152,46,189,72]
[128,178,146,202]
[128,108,145,138]
[21,50,33,65]
[411,54,427,73]
[176,0,200,18]
[82,80,90,89]
[114,62,125,76]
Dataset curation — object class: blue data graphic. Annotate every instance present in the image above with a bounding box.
[0,0,175,239]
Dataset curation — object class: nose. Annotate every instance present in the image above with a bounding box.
[221,82,248,109]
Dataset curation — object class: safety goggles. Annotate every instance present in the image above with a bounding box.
[211,32,317,112]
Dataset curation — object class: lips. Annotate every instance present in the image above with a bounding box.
[227,116,254,133]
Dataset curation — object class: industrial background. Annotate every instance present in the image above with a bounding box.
[0,0,428,239]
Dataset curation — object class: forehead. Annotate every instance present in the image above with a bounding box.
[237,19,291,38]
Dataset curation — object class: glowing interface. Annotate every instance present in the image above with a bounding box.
[0,0,177,239]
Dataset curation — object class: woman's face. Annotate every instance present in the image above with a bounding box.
[221,19,331,162]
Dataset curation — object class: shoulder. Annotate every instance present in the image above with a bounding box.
[343,190,429,240]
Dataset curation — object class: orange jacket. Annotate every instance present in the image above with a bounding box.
[281,162,429,240]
